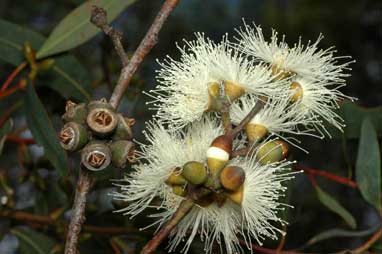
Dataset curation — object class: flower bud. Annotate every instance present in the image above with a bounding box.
[86,103,118,137]
[207,81,245,111]
[59,122,89,152]
[172,185,187,197]
[81,141,111,171]
[245,123,268,143]
[290,81,303,102]
[62,101,87,124]
[220,166,245,192]
[256,140,289,165]
[206,135,232,174]
[165,170,187,186]
[109,140,135,168]
[227,185,244,205]
[112,114,134,141]
[182,161,208,185]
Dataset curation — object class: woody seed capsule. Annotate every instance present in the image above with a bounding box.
[59,122,88,152]
[81,141,111,171]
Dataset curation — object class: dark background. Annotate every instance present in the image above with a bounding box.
[0,0,381,253]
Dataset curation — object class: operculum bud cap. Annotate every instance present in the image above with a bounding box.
[206,135,232,174]
[256,140,289,165]
[245,123,268,143]
[182,161,208,185]
[220,166,245,192]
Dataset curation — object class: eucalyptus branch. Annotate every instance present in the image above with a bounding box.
[90,6,129,67]
[109,0,180,109]
[141,198,195,254]
[228,98,265,137]
[64,169,93,254]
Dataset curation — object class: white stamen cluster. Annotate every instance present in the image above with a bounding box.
[114,21,354,254]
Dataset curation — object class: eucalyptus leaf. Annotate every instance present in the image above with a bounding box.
[300,224,380,249]
[315,185,357,229]
[0,19,91,101]
[24,81,68,177]
[36,0,136,58]
[356,118,381,210]
[11,227,56,254]
[329,101,382,138]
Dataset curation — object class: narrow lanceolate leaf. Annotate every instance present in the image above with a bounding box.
[24,82,68,177]
[301,224,380,249]
[11,227,56,254]
[356,118,381,210]
[0,19,91,101]
[315,185,357,229]
[36,0,136,58]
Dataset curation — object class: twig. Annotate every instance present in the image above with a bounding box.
[221,102,232,134]
[228,98,265,137]
[1,62,27,92]
[90,6,129,67]
[141,198,194,254]
[109,0,180,109]
[0,209,139,235]
[64,169,94,254]
[293,165,358,188]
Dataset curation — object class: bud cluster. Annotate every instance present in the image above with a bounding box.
[165,135,289,207]
[59,99,135,171]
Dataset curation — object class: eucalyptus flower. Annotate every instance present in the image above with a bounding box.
[113,117,296,254]
[149,33,286,130]
[235,22,354,83]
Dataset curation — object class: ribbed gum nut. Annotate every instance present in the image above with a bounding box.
[223,80,245,102]
[112,114,134,141]
[59,122,89,152]
[271,65,293,81]
[182,161,208,185]
[86,107,118,136]
[220,166,245,192]
[290,81,303,102]
[227,185,244,205]
[81,142,111,171]
[62,101,87,124]
[172,185,187,197]
[256,140,289,165]
[245,123,268,143]
[165,170,187,186]
[206,135,232,174]
[109,140,135,168]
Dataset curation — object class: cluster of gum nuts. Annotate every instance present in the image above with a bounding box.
[165,135,289,207]
[58,99,135,171]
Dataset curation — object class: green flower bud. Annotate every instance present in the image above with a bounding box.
[206,135,232,174]
[81,141,111,171]
[220,166,245,192]
[109,140,135,168]
[245,123,268,143]
[59,122,89,152]
[62,101,87,124]
[182,161,208,185]
[172,185,187,197]
[256,140,289,165]
[165,170,187,186]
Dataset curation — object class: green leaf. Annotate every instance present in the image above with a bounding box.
[300,224,380,249]
[0,19,91,101]
[24,82,68,177]
[356,118,381,210]
[0,119,14,155]
[11,227,56,254]
[329,101,382,139]
[315,185,357,229]
[36,0,136,58]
